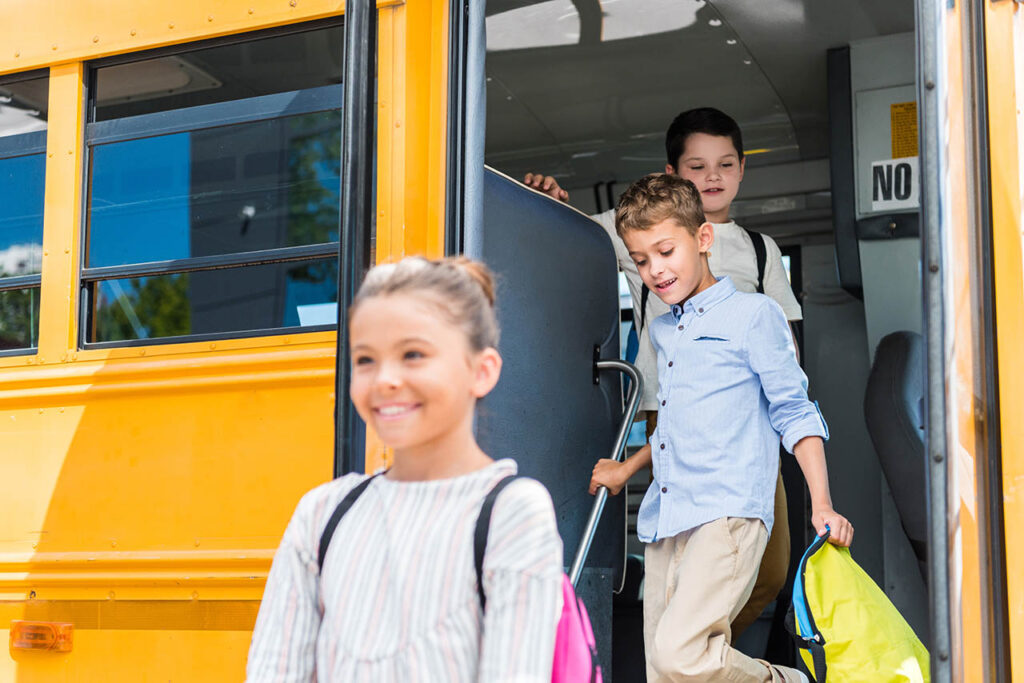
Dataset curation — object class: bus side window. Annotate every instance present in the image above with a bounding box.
[81,23,345,347]
[0,71,48,354]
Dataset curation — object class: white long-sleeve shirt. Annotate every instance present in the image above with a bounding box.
[246,459,563,682]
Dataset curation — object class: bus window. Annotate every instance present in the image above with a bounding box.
[0,71,47,353]
[80,22,343,346]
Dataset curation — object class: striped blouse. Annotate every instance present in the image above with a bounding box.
[246,459,564,682]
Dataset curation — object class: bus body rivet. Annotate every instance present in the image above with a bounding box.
[28,591,36,599]
[51,44,57,50]
[929,263,939,273]
[130,29,137,36]
[14,51,19,58]
[108,591,115,600]
[93,36,99,43]
[208,15,214,21]
[926,81,935,90]
[169,23,175,29]
[290,0,297,6]
[249,7,255,13]
[192,591,199,599]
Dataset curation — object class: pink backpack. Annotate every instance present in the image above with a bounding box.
[475,476,603,682]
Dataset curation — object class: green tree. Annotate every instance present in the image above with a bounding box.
[94,274,191,342]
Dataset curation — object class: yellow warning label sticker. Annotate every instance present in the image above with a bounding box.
[890,101,918,158]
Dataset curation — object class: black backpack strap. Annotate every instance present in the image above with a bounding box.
[638,283,651,333]
[473,475,519,610]
[317,474,380,572]
[785,604,828,681]
[744,227,767,294]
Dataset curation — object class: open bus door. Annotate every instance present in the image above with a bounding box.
[468,167,636,677]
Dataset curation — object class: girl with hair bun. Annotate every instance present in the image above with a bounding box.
[247,256,564,682]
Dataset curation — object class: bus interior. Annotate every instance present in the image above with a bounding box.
[481,0,927,675]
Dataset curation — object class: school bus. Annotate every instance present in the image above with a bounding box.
[0,0,1021,681]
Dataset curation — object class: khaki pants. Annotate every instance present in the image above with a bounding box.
[644,412,789,637]
[643,517,804,682]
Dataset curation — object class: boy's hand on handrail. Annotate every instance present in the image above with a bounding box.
[523,173,569,202]
[813,507,854,547]
[589,459,631,496]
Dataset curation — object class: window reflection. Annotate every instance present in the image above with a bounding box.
[0,76,48,139]
[0,154,45,277]
[93,25,344,121]
[91,257,338,342]
[0,287,40,350]
[87,110,341,267]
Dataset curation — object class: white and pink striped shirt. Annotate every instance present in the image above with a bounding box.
[246,459,564,682]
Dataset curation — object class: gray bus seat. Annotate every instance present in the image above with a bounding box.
[864,330,928,577]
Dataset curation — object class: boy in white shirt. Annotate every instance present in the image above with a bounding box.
[525,108,797,636]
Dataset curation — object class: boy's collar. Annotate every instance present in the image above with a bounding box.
[671,276,736,319]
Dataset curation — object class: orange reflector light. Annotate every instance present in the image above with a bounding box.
[9,620,73,653]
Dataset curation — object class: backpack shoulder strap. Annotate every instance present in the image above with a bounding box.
[317,474,380,572]
[473,474,519,610]
[638,283,651,333]
[743,227,767,294]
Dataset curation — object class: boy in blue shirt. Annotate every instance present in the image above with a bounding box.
[591,173,853,682]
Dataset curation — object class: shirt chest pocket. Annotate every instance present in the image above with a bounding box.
[685,332,743,369]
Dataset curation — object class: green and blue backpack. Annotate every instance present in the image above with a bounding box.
[786,528,930,682]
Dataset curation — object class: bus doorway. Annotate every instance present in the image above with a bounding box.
[479,0,932,679]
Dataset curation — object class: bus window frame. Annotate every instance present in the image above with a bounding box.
[78,19,345,350]
[0,68,49,357]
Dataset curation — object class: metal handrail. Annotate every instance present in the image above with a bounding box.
[569,358,643,588]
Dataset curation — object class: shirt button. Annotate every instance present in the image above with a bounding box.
[677,324,683,330]
[661,487,668,493]
[661,400,666,406]
[660,443,665,450]
[668,361,674,367]
[698,307,704,313]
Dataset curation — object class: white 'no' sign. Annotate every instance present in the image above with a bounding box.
[871,156,919,211]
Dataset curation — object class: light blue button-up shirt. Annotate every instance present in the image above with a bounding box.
[637,276,829,543]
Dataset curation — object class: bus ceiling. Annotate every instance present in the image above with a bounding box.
[483,0,915,218]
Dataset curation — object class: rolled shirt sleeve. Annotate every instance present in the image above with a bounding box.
[744,298,828,452]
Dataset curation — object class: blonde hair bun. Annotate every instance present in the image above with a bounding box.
[351,256,500,351]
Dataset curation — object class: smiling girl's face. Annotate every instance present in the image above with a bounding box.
[349,293,500,454]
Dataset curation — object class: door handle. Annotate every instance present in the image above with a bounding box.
[569,359,643,588]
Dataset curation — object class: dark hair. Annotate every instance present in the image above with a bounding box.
[665,107,744,168]
[350,256,499,352]
[615,173,706,238]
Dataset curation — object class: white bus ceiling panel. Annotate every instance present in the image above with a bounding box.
[484,0,915,195]
[485,0,798,193]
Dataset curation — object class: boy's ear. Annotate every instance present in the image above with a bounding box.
[738,156,746,181]
[697,222,715,254]
[471,347,503,398]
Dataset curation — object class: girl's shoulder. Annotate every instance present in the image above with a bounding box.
[289,473,377,536]
[488,473,559,534]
